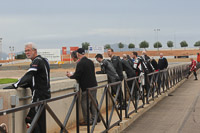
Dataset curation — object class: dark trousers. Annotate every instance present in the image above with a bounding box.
[111,84,123,103]
[26,92,48,133]
[108,78,122,102]
[187,70,197,79]
[144,73,150,103]
[81,90,97,123]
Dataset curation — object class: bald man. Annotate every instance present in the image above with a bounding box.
[158,53,168,70]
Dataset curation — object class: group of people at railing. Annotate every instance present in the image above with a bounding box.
[66,47,169,128]
[2,42,198,133]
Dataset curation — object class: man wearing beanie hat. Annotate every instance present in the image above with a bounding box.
[66,48,98,125]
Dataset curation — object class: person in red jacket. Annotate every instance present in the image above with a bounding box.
[186,58,198,80]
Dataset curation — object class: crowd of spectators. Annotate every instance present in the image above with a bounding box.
[67,48,169,125]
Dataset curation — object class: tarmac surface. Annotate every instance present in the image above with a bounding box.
[123,72,200,133]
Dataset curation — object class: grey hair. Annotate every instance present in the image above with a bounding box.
[142,50,147,55]
[25,42,37,50]
[123,54,127,58]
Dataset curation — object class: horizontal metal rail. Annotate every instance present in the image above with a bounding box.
[124,63,196,118]
[0,86,80,133]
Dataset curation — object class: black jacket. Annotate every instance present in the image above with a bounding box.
[151,59,158,70]
[158,57,168,70]
[121,59,136,78]
[111,55,124,81]
[13,55,51,99]
[96,59,120,83]
[143,55,154,73]
[70,56,97,91]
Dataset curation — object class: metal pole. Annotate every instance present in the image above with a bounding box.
[106,86,108,128]
[76,94,79,133]
[76,83,79,133]
[11,105,15,133]
[124,80,128,118]
[87,89,90,133]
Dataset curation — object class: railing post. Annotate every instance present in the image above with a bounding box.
[75,83,79,133]
[119,84,122,121]
[87,89,90,133]
[124,79,128,118]
[10,95,19,133]
[106,85,109,129]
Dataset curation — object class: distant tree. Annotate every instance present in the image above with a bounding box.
[180,41,188,50]
[153,41,162,51]
[128,43,135,50]
[167,41,174,50]
[81,42,90,52]
[194,41,200,50]
[118,42,124,51]
[139,41,149,50]
[15,53,26,59]
[104,44,111,50]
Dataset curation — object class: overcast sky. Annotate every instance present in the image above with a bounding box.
[0,0,200,53]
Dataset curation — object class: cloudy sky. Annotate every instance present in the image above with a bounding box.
[0,0,200,53]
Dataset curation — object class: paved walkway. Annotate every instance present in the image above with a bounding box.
[123,72,200,133]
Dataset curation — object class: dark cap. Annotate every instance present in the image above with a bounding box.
[77,48,85,55]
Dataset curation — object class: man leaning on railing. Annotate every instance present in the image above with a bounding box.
[67,48,100,126]
[3,42,51,133]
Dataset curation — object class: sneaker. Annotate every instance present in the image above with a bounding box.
[195,78,198,80]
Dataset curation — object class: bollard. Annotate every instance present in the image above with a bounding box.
[10,95,19,133]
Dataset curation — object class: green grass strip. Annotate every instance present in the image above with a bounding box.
[0,78,18,84]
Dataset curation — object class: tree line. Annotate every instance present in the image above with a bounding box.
[82,40,200,51]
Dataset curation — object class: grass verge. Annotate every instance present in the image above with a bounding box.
[0,78,18,84]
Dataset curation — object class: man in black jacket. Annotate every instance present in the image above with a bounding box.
[107,48,125,109]
[157,53,168,93]
[122,54,136,91]
[158,53,168,70]
[67,48,98,125]
[4,42,51,133]
[107,49,124,81]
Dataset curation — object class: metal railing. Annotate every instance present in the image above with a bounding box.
[1,63,199,133]
[123,64,192,118]
[0,85,80,133]
[86,81,122,133]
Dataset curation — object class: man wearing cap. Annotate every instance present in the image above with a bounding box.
[66,48,98,125]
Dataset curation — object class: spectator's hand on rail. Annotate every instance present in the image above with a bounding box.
[66,71,72,77]
[3,84,16,89]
